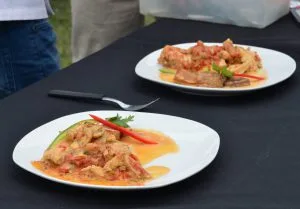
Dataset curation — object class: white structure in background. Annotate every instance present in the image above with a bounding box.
[139,0,290,28]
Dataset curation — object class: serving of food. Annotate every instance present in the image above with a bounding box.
[136,38,296,96]
[12,111,220,189]
[32,114,179,186]
[158,39,266,88]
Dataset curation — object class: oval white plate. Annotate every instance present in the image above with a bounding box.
[12,111,220,190]
[135,43,296,96]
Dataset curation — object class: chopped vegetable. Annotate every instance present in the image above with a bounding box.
[89,114,158,145]
[256,69,264,75]
[106,114,134,128]
[202,66,210,72]
[212,63,265,80]
[159,68,176,74]
[233,73,265,80]
[48,119,94,149]
[212,63,233,78]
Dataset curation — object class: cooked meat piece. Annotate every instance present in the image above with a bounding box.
[101,128,121,142]
[84,143,101,154]
[196,72,225,88]
[174,69,198,84]
[218,50,231,60]
[83,141,131,167]
[103,154,150,180]
[58,162,73,173]
[68,154,91,167]
[66,125,83,142]
[44,122,124,166]
[81,128,93,145]
[80,154,150,181]
[66,122,121,147]
[70,141,80,149]
[189,41,223,58]
[158,39,263,75]
[107,142,131,155]
[81,165,105,178]
[101,142,131,163]
[174,69,225,88]
[224,77,250,87]
[66,122,99,145]
[124,154,150,178]
[185,41,224,71]
[222,39,241,61]
[103,154,126,172]
[158,45,192,70]
[227,47,262,74]
[43,146,67,165]
[90,124,105,139]
[41,118,152,183]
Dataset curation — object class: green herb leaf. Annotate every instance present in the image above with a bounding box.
[159,68,176,74]
[212,63,233,78]
[212,63,221,73]
[106,114,134,128]
[221,67,233,78]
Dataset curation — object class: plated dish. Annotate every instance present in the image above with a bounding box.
[13,111,220,189]
[32,114,178,186]
[159,39,266,88]
[135,40,296,96]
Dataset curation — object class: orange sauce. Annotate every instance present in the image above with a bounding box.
[159,69,267,88]
[32,129,178,186]
[146,166,170,179]
[160,73,175,84]
[32,161,139,186]
[122,129,179,165]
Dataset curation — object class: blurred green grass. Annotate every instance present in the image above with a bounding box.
[50,0,155,69]
[49,0,72,68]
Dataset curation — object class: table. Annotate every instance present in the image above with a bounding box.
[1,14,300,209]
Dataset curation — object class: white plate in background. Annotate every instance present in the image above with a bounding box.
[135,43,296,96]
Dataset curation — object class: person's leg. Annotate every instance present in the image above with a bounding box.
[71,0,142,62]
[0,19,59,99]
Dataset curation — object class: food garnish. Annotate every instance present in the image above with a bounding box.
[159,68,176,74]
[89,114,158,144]
[212,63,233,78]
[48,119,94,149]
[106,114,134,128]
[233,73,265,80]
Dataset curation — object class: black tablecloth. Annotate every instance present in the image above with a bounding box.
[1,15,300,209]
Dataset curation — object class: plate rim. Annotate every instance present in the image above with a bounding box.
[12,110,220,190]
[135,42,297,93]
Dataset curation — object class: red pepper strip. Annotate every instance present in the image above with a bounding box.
[233,73,265,80]
[89,114,158,145]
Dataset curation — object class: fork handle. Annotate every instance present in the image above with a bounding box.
[48,90,105,101]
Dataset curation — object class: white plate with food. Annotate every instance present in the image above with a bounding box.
[12,111,220,190]
[135,39,296,96]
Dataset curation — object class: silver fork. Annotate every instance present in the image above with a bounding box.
[48,90,159,111]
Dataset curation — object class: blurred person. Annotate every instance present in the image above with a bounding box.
[0,0,60,99]
[71,0,142,62]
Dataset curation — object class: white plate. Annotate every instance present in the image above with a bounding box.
[12,111,220,190]
[135,43,297,96]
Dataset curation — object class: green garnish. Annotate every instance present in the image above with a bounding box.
[257,69,264,75]
[159,68,176,74]
[212,63,233,78]
[106,114,134,128]
[202,66,210,72]
[48,119,94,149]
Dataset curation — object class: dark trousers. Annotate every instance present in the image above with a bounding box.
[0,19,60,99]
